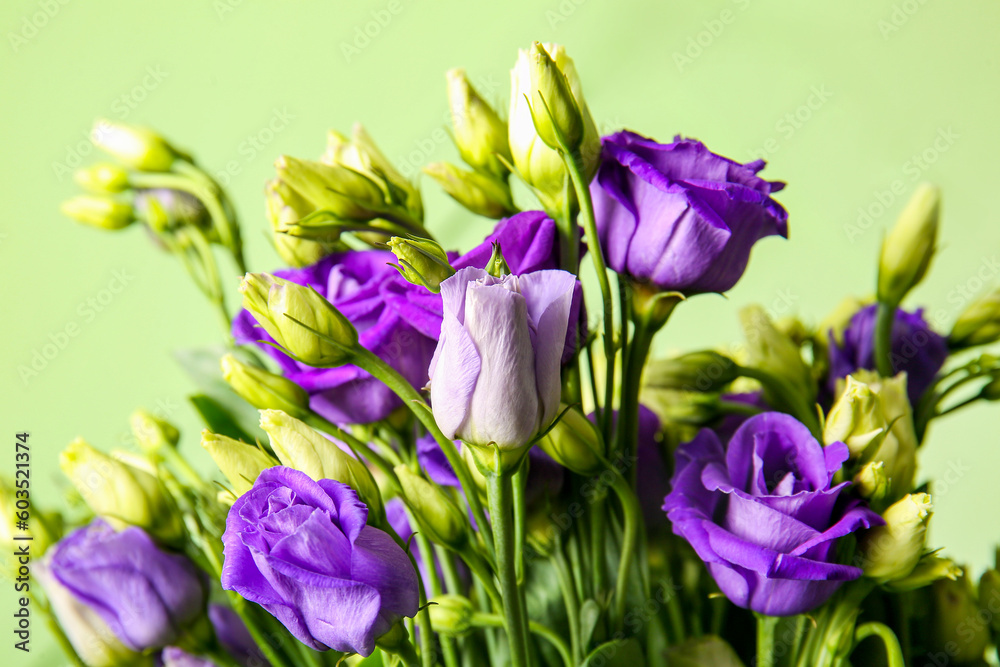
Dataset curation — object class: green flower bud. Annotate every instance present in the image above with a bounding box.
[523,42,583,150]
[877,183,940,305]
[978,569,1000,634]
[930,571,990,663]
[643,350,739,393]
[852,461,889,503]
[275,155,386,221]
[428,595,475,636]
[738,304,815,404]
[884,554,961,592]
[387,235,455,293]
[265,178,341,268]
[240,272,358,367]
[61,195,135,231]
[508,42,599,215]
[200,430,277,496]
[446,68,511,179]
[950,288,1000,349]
[129,408,180,456]
[74,162,130,193]
[641,390,723,428]
[486,241,510,278]
[422,162,516,219]
[537,405,605,476]
[91,119,176,172]
[221,353,311,418]
[322,124,423,222]
[859,493,932,582]
[824,375,886,456]
[59,438,183,542]
[0,478,62,558]
[259,410,383,517]
[393,465,467,549]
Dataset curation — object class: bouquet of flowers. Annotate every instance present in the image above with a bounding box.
[28,41,1000,667]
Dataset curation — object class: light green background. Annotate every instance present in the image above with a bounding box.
[2,0,999,663]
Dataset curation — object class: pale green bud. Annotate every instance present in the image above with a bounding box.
[422,162,516,219]
[129,408,180,456]
[537,405,605,476]
[393,465,467,549]
[91,119,175,172]
[259,410,383,517]
[0,479,62,557]
[428,595,475,636]
[387,235,455,293]
[275,155,386,221]
[240,272,357,367]
[265,178,341,268]
[852,461,889,503]
[860,493,932,582]
[884,554,961,592]
[509,42,599,215]
[59,438,183,542]
[35,559,152,667]
[322,124,423,222]
[74,163,130,193]
[739,304,815,403]
[978,569,1000,634]
[523,41,583,150]
[643,350,739,394]
[949,288,1000,349]
[877,183,940,305]
[824,375,886,456]
[930,571,990,663]
[221,353,311,419]
[133,188,208,232]
[446,68,511,178]
[486,241,510,278]
[61,195,135,231]
[200,430,277,496]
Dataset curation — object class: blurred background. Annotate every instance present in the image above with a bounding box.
[3,1,998,662]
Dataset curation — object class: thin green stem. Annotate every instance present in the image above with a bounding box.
[389,638,422,667]
[608,468,646,631]
[227,595,296,667]
[471,614,573,667]
[513,462,528,583]
[854,622,905,667]
[551,545,583,664]
[486,472,530,667]
[350,347,494,559]
[291,641,324,667]
[756,614,778,667]
[589,491,608,596]
[414,528,458,667]
[874,301,897,378]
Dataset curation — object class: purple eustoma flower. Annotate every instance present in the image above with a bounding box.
[48,520,207,651]
[221,467,417,656]
[664,412,882,616]
[828,304,947,407]
[429,267,577,449]
[234,211,580,425]
[591,131,788,294]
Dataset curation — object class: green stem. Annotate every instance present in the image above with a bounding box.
[874,301,897,378]
[227,595,296,667]
[471,613,573,667]
[350,347,494,559]
[513,462,528,584]
[485,471,531,667]
[551,545,582,665]
[291,641,324,667]
[608,468,647,632]
[413,527,458,667]
[756,614,778,667]
[389,638,422,667]
[617,311,655,483]
[589,491,608,596]
[159,442,206,489]
[853,622,905,667]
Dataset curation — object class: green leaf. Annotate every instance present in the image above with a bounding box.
[662,636,745,667]
[189,393,255,443]
[578,598,603,650]
[582,638,645,667]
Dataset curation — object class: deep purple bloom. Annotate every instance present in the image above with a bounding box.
[49,520,206,651]
[663,413,881,616]
[828,304,947,407]
[210,604,267,666]
[221,467,417,656]
[429,267,577,448]
[234,211,580,425]
[591,131,788,294]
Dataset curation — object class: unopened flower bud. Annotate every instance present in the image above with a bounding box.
[240,272,357,367]
[129,409,180,456]
[275,155,386,221]
[74,163,130,193]
[852,461,889,503]
[221,353,310,418]
[259,410,382,517]
[824,375,886,456]
[950,288,1000,349]
[423,162,516,219]
[860,493,932,582]
[1,479,62,557]
[91,119,176,172]
[537,405,604,475]
[884,554,961,592]
[446,69,511,179]
[59,438,182,542]
[523,42,583,150]
[486,241,510,278]
[133,188,208,232]
[878,183,940,305]
[61,195,135,231]
[265,178,340,267]
[643,350,738,393]
[200,430,277,496]
[428,595,475,636]
[393,465,467,549]
[930,572,990,663]
[387,235,455,293]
